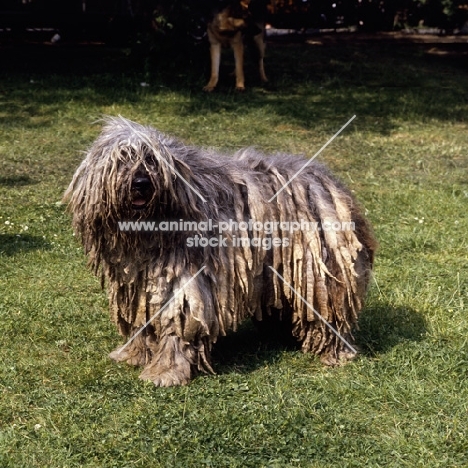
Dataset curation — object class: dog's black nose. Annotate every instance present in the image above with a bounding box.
[132,177,151,189]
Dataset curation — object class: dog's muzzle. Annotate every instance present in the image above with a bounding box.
[131,175,153,210]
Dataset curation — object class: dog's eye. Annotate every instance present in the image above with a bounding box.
[144,154,155,165]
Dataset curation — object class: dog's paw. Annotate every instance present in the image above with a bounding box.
[235,86,246,92]
[319,348,358,367]
[203,85,216,92]
[139,366,191,387]
[109,344,146,367]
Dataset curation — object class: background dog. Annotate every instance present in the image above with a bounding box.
[64,116,376,387]
[203,0,268,91]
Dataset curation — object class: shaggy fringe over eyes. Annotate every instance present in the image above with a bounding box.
[64,116,377,386]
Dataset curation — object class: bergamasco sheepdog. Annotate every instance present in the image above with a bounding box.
[64,116,376,387]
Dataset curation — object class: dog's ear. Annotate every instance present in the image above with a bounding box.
[172,157,193,178]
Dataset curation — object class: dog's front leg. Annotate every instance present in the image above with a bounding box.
[109,326,149,367]
[253,32,268,83]
[204,40,222,92]
[139,333,197,387]
[231,35,245,91]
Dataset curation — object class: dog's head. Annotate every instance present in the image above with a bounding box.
[64,116,209,245]
[64,117,184,221]
[212,0,252,33]
[63,116,211,267]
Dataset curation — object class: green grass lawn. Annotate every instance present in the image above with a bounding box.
[0,33,467,467]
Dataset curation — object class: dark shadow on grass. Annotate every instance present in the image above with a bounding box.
[356,303,427,356]
[210,303,427,375]
[0,174,36,187]
[0,34,466,134]
[212,319,300,375]
[0,233,51,256]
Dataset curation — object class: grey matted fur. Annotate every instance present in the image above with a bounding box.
[63,116,377,387]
